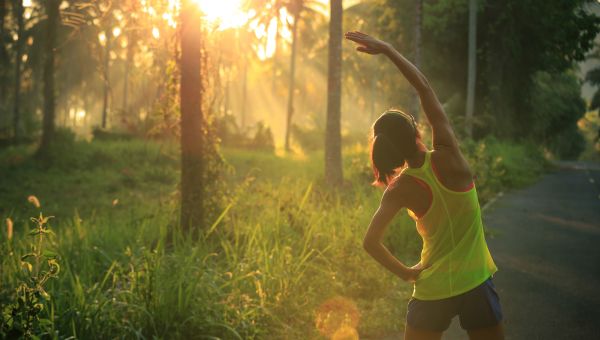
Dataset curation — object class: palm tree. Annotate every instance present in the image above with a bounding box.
[38,0,60,155]
[325,0,343,185]
[282,0,323,151]
[101,27,110,129]
[465,0,477,138]
[0,0,8,125]
[180,0,204,230]
[12,0,24,142]
[247,0,323,150]
[412,0,422,122]
[284,0,301,151]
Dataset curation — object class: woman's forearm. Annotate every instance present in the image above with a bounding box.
[383,44,430,94]
[364,241,409,280]
[382,43,451,130]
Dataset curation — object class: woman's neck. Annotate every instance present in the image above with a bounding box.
[406,143,428,168]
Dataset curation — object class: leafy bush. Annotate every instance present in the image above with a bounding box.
[92,127,137,142]
[215,114,275,151]
[579,110,600,161]
[530,71,587,159]
[462,136,548,201]
[291,123,323,151]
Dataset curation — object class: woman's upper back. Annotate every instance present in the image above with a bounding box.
[396,150,497,300]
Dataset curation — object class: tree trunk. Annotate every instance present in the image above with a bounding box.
[38,0,59,155]
[412,0,422,122]
[284,9,299,152]
[101,29,110,129]
[0,0,7,123]
[271,18,279,93]
[370,66,377,122]
[12,0,23,142]
[241,55,248,129]
[325,0,343,186]
[465,0,477,138]
[180,0,204,231]
[123,30,135,117]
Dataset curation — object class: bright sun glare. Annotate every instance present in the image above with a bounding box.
[193,0,252,30]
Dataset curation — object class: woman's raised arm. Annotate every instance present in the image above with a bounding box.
[345,31,459,150]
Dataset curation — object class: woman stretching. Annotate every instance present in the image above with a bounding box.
[345,31,504,340]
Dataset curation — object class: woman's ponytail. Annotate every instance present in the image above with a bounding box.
[371,133,406,186]
[370,110,419,187]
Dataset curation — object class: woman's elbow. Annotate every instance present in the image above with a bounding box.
[362,238,377,254]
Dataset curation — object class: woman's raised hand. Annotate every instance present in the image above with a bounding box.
[345,31,390,55]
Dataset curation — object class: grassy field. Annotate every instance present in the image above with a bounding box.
[0,137,547,339]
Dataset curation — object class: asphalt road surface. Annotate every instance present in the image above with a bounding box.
[382,162,600,340]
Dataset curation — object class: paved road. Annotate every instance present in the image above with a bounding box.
[382,162,600,339]
[440,162,600,339]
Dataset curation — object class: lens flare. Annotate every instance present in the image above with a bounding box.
[315,296,360,339]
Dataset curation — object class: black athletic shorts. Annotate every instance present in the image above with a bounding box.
[406,277,503,332]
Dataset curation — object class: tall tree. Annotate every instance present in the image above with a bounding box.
[101,28,110,129]
[12,0,23,141]
[412,0,422,121]
[284,0,301,151]
[180,0,204,230]
[0,0,8,124]
[465,0,477,138]
[38,0,60,155]
[121,0,138,117]
[122,30,133,115]
[325,0,343,185]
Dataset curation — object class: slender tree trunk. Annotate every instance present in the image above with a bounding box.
[38,0,59,155]
[271,18,279,93]
[284,10,299,151]
[101,29,110,129]
[180,0,204,231]
[465,0,477,138]
[325,0,343,186]
[123,30,134,117]
[224,68,230,115]
[412,0,422,121]
[241,55,248,129]
[0,0,7,123]
[13,0,23,142]
[371,68,377,122]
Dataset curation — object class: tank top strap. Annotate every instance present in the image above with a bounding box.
[401,151,433,181]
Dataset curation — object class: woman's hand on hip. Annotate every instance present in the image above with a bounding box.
[403,263,429,283]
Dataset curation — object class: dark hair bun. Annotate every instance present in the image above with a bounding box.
[372,133,406,180]
[370,110,418,186]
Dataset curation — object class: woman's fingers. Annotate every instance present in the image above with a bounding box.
[345,35,367,44]
[345,31,365,39]
[357,47,379,55]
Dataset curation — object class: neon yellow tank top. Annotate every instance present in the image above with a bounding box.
[402,151,497,300]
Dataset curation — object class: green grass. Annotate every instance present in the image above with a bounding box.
[0,137,546,339]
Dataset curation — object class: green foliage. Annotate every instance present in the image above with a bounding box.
[530,71,587,159]
[475,0,598,139]
[579,110,600,161]
[291,123,323,151]
[92,127,136,142]
[372,0,599,144]
[0,138,546,338]
[215,115,275,152]
[462,136,548,200]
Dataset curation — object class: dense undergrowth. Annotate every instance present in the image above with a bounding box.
[0,136,547,339]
